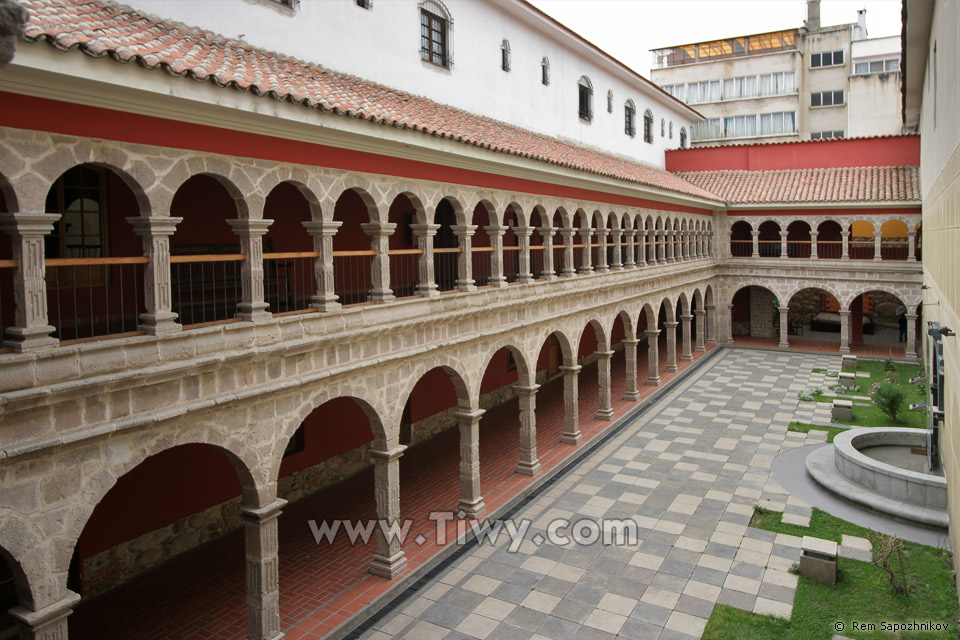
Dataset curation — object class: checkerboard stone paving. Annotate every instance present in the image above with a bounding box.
[358,350,842,640]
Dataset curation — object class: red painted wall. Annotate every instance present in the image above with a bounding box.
[169,175,240,250]
[264,182,313,252]
[665,135,920,172]
[479,348,520,394]
[0,92,712,216]
[728,207,921,217]
[278,397,374,477]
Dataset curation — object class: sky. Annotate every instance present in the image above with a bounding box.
[525,0,903,78]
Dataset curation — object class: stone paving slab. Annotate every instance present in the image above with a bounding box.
[355,350,853,639]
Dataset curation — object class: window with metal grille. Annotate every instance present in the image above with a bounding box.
[578,77,593,120]
[811,90,844,107]
[624,101,636,136]
[501,40,510,71]
[643,110,654,143]
[811,49,844,68]
[811,130,844,139]
[541,57,550,85]
[421,9,448,67]
[680,128,688,148]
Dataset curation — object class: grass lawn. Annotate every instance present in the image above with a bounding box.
[703,508,960,639]
[787,421,847,443]
[801,361,926,429]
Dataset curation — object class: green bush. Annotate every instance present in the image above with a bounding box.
[873,383,906,423]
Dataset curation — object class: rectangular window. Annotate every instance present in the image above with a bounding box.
[811,90,844,107]
[420,10,448,67]
[759,111,796,135]
[811,130,844,139]
[625,106,636,136]
[811,49,844,68]
[355,0,370,7]
[688,80,720,104]
[691,118,722,141]
[757,71,795,97]
[723,114,757,138]
[578,84,592,120]
[662,83,685,102]
[854,57,900,75]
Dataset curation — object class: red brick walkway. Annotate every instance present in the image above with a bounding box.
[69,341,713,640]
[733,336,906,357]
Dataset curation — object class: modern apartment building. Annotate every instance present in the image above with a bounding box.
[651,0,904,145]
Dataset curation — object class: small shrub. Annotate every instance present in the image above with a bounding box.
[797,388,821,402]
[872,533,909,595]
[788,561,801,576]
[873,383,906,423]
[829,382,860,394]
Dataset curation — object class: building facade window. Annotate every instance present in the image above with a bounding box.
[662,83,685,102]
[45,165,109,260]
[759,111,796,135]
[758,71,795,96]
[541,57,550,85]
[607,90,614,113]
[723,114,757,138]
[680,127,688,148]
[811,49,844,68]
[811,130,844,139]
[355,0,371,8]
[669,121,673,139]
[624,101,636,136]
[660,118,666,137]
[811,90,844,107]
[691,118,722,141]
[854,57,900,75]
[420,1,452,68]
[578,76,593,120]
[643,109,654,143]
[688,80,720,104]
[500,40,510,71]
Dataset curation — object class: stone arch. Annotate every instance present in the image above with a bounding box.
[383,187,428,225]
[475,341,534,399]
[574,208,590,230]
[844,285,916,310]
[263,179,323,222]
[436,194,468,227]
[398,359,476,419]
[0,536,40,612]
[334,185,380,223]
[577,317,610,354]
[0,170,18,213]
[612,308,636,341]
[783,283,843,309]
[677,291,691,316]
[639,302,657,328]
[472,198,500,227]
[57,161,154,219]
[505,200,527,228]
[657,296,677,323]
[536,327,575,365]
[182,171,252,220]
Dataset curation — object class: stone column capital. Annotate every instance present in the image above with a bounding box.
[622,338,641,346]
[514,226,534,239]
[537,226,556,236]
[905,313,918,321]
[838,309,851,317]
[664,321,679,329]
[451,224,478,237]
[360,221,397,236]
[240,498,288,522]
[483,224,509,237]
[513,383,541,395]
[370,444,408,462]
[227,218,273,236]
[810,230,819,238]
[454,408,486,423]
[596,350,615,359]
[779,231,789,238]
[560,227,577,237]
[695,309,706,317]
[302,219,343,237]
[9,591,81,630]
[558,364,582,375]
[0,212,60,235]
[410,223,440,235]
[645,329,661,338]
[751,230,760,237]
[127,215,183,237]
[680,314,693,321]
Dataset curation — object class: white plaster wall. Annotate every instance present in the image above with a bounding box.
[120,0,693,167]
[800,27,851,137]
[851,35,900,60]
[847,73,903,137]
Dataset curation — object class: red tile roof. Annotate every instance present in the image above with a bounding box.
[18,0,721,203]
[676,166,921,204]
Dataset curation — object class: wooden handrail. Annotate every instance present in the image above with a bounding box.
[170,254,246,264]
[0,259,16,268]
[263,252,319,259]
[47,256,150,267]
[387,249,424,256]
[332,250,377,257]
[434,248,462,254]
[502,246,522,252]
[470,247,495,253]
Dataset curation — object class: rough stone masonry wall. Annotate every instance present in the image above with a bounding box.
[749,287,776,338]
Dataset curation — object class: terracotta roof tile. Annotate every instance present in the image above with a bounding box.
[676,166,921,204]
[19,0,720,203]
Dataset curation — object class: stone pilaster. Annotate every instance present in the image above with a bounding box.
[664,320,678,372]
[411,223,440,298]
[578,229,594,274]
[841,229,850,260]
[369,446,409,579]
[779,230,788,259]
[623,229,636,268]
[622,338,640,400]
[559,364,582,444]
[694,309,706,351]
[906,313,918,359]
[451,224,477,291]
[645,329,661,385]
[680,314,693,360]
[456,409,486,517]
[810,231,819,259]
[595,229,609,272]
[705,304,717,344]
[724,303,735,344]
[240,498,286,640]
[515,384,541,476]
[907,230,916,261]
[0,212,60,351]
[839,309,851,353]
[484,224,508,288]
[751,230,760,258]
[302,219,342,312]
[10,592,80,640]
[560,227,577,276]
[228,218,274,321]
[360,221,396,303]
[873,230,883,261]
[778,307,790,348]
[515,226,534,284]
[595,350,615,420]
[538,226,556,280]
[128,215,183,335]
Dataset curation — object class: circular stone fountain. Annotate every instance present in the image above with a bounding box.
[806,428,948,528]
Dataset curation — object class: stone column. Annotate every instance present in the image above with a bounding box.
[705,304,717,344]
[906,313,918,359]
[610,229,622,270]
[694,309,706,351]
[560,227,577,276]
[515,384,541,476]
[411,223,440,297]
[0,213,60,351]
[907,230,917,261]
[578,228,594,273]
[841,229,850,260]
[873,229,883,261]
[456,409,486,517]
[680,231,689,260]
[360,221,397,303]
[515,226,534,284]
[302,219,342,312]
[538,225,556,280]
[451,224,477,291]
[559,365,582,444]
[724,303,735,344]
[128,215,183,334]
[10,592,80,640]
[645,329,661,385]
[240,498,286,640]
[369,445,409,579]
[666,230,676,262]
[648,230,657,263]
[778,307,790,348]
[664,321,678,372]
[595,350,615,420]
[595,229,609,272]
[623,229,636,268]
[839,309,851,353]
[623,338,640,400]
[696,231,704,258]
[227,218,274,321]
[637,230,647,267]
[810,230,819,260]
[751,230,760,258]
[484,224,508,288]
[680,314,693,360]
[779,230,789,259]
[657,230,666,263]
